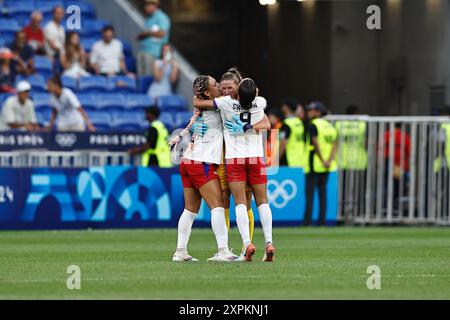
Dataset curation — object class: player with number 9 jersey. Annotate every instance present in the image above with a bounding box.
[215,95,267,161]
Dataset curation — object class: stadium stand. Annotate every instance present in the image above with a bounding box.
[0,0,189,132]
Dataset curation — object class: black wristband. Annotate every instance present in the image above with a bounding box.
[243,124,253,132]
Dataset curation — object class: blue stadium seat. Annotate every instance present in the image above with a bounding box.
[159,112,175,132]
[6,1,35,23]
[0,33,15,46]
[80,37,98,53]
[112,111,145,131]
[0,19,20,39]
[120,38,133,57]
[125,94,153,111]
[77,93,98,111]
[31,93,52,111]
[79,76,111,93]
[0,93,13,106]
[61,75,78,91]
[36,109,52,125]
[0,38,5,47]
[33,56,53,78]
[137,76,153,93]
[158,95,188,111]
[110,76,137,93]
[174,111,193,129]
[125,56,136,74]
[35,1,64,14]
[86,111,112,131]
[96,93,126,111]
[16,74,47,93]
[80,19,107,37]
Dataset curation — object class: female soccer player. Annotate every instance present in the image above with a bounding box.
[219,69,255,240]
[171,75,237,262]
[193,78,275,262]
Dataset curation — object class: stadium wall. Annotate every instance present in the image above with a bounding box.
[330,0,450,115]
[0,167,337,230]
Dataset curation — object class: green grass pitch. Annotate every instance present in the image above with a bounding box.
[0,227,449,299]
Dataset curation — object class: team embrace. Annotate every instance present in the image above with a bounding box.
[170,68,275,262]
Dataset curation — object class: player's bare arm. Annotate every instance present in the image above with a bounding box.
[192,96,215,110]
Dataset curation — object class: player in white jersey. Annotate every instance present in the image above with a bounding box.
[207,68,256,262]
[194,78,275,262]
[171,75,237,262]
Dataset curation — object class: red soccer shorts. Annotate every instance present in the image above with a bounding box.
[179,158,219,189]
[226,157,267,185]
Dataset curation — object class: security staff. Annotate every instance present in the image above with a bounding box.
[335,105,367,217]
[280,99,306,167]
[129,106,172,168]
[434,107,450,172]
[335,105,367,170]
[304,102,338,226]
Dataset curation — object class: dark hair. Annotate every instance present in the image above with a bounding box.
[281,98,298,113]
[221,67,243,84]
[441,106,450,116]
[238,78,257,110]
[193,75,211,100]
[52,5,64,14]
[346,104,359,115]
[146,106,161,118]
[102,25,115,33]
[267,108,284,121]
[48,76,62,88]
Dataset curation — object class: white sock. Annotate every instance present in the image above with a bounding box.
[258,203,273,244]
[176,209,197,251]
[211,207,229,250]
[235,204,251,247]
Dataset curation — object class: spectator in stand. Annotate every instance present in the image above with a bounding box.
[90,26,128,76]
[9,31,35,75]
[46,76,95,132]
[136,0,171,77]
[60,32,90,79]
[23,11,46,55]
[0,81,40,132]
[44,6,66,60]
[0,48,29,93]
[147,44,179,100]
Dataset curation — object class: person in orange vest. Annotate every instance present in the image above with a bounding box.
[266,108,284,167]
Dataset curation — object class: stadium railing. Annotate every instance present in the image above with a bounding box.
[326,115,450,226]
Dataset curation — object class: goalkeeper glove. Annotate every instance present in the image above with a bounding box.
[225,115,253,136]
[190,117,208,137]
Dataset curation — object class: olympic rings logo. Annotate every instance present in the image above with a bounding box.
[55,133,77,148]
[267,179,297,209]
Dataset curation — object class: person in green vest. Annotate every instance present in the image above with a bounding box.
[304,101,338,226]
[280,98,306,167]
[434,107,450,172]
[433,107,450,215]
[128,106,172,168]
[335,105,368,218]
[335,105,367,170]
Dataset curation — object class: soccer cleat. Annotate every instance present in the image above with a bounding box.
[207,249,238,262]
[262,243,276,262]
[172,251,199,262]
[234,251,245,262]
[244,243,256,262]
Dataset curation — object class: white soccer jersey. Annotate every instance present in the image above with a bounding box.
[182,109,224,165]
[215,95,267,159]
